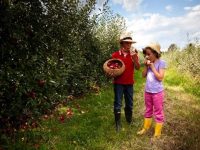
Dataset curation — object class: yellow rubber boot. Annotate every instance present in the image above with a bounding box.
[154,123,163,138]
[137,118,152,135]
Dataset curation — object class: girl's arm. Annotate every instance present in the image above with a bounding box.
[150,64,165,81]
[142,58,149,78]
[142,65,148,78]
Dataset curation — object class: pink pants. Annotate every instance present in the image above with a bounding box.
[144,91,164,123]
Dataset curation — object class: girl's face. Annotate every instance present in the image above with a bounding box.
[121,42,132,51]
[145,48,157,62]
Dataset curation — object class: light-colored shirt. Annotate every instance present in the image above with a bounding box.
[145,59,167,93]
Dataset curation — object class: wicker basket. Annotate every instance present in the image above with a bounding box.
[103,58,125,77]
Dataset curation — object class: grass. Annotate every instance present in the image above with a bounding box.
[164,66,200,97]
[2,67,200,150]
[35,69,148,150]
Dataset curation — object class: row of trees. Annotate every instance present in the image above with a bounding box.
[0,0,126,134]
[166,42,200,78]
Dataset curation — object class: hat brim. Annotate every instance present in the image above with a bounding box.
[120,39,136,43]
[143,46,161,54]
[143,46,151,50]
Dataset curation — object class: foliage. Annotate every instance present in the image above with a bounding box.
[164,42,200,78]
[2,68,200,149]
[0,0,126,135]
[167,43,178,52]
[93,7,126,58]
[178,43,200,77]
[0,68,143,149]
[163,42,200,97]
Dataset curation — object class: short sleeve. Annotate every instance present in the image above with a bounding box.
[112,52,117,59]
[159,60,167,69]
[111,53,115,58]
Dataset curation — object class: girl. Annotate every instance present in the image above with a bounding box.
[137,42,167,138]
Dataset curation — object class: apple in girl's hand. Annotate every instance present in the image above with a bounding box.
[147,60,151,65]
[145,56,149,60]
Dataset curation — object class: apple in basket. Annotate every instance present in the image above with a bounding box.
[107,61,121,69]
[103,59,125,77]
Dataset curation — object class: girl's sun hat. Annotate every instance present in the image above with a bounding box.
[143,42,161,54]
[119,32,136,43]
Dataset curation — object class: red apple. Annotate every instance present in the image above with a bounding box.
[43,114,48,120]
[31,121,38,128]
[37,80,45,87]
[27,90,36,99]
[109,65,114,69]
[66,108,73,118]
[59,115,65,123]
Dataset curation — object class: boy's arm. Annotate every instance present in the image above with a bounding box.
[132,54,140,70]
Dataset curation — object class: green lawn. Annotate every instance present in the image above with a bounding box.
[37,70,147,150]
[3,68,200,150]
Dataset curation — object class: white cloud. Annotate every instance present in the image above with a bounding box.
[184,6,191,10]
[126,5,200,51]
[165,5,172,11]
[112,0,143,11]
[184,4,200,11]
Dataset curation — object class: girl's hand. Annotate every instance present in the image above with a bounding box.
[148,61,155,69]
[144,58,151,66]
[144,60,154,69]
[146,60,151,65]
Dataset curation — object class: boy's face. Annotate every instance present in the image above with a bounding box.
[121,42,132,51]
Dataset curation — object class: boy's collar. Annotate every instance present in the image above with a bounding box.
[119,49,130,57]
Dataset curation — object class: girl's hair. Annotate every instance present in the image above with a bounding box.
[143,47,161,58]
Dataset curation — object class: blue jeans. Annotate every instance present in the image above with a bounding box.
[113,84,134,112]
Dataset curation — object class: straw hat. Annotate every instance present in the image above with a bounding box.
[144,42,161,54]
[120,32,136,43]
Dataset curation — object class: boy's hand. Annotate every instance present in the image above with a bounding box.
[131,49,139,62]
[106,72,114,78]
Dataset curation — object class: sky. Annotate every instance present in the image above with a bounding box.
[97,0,200,51]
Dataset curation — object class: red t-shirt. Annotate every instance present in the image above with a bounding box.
[112,49,135,84]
